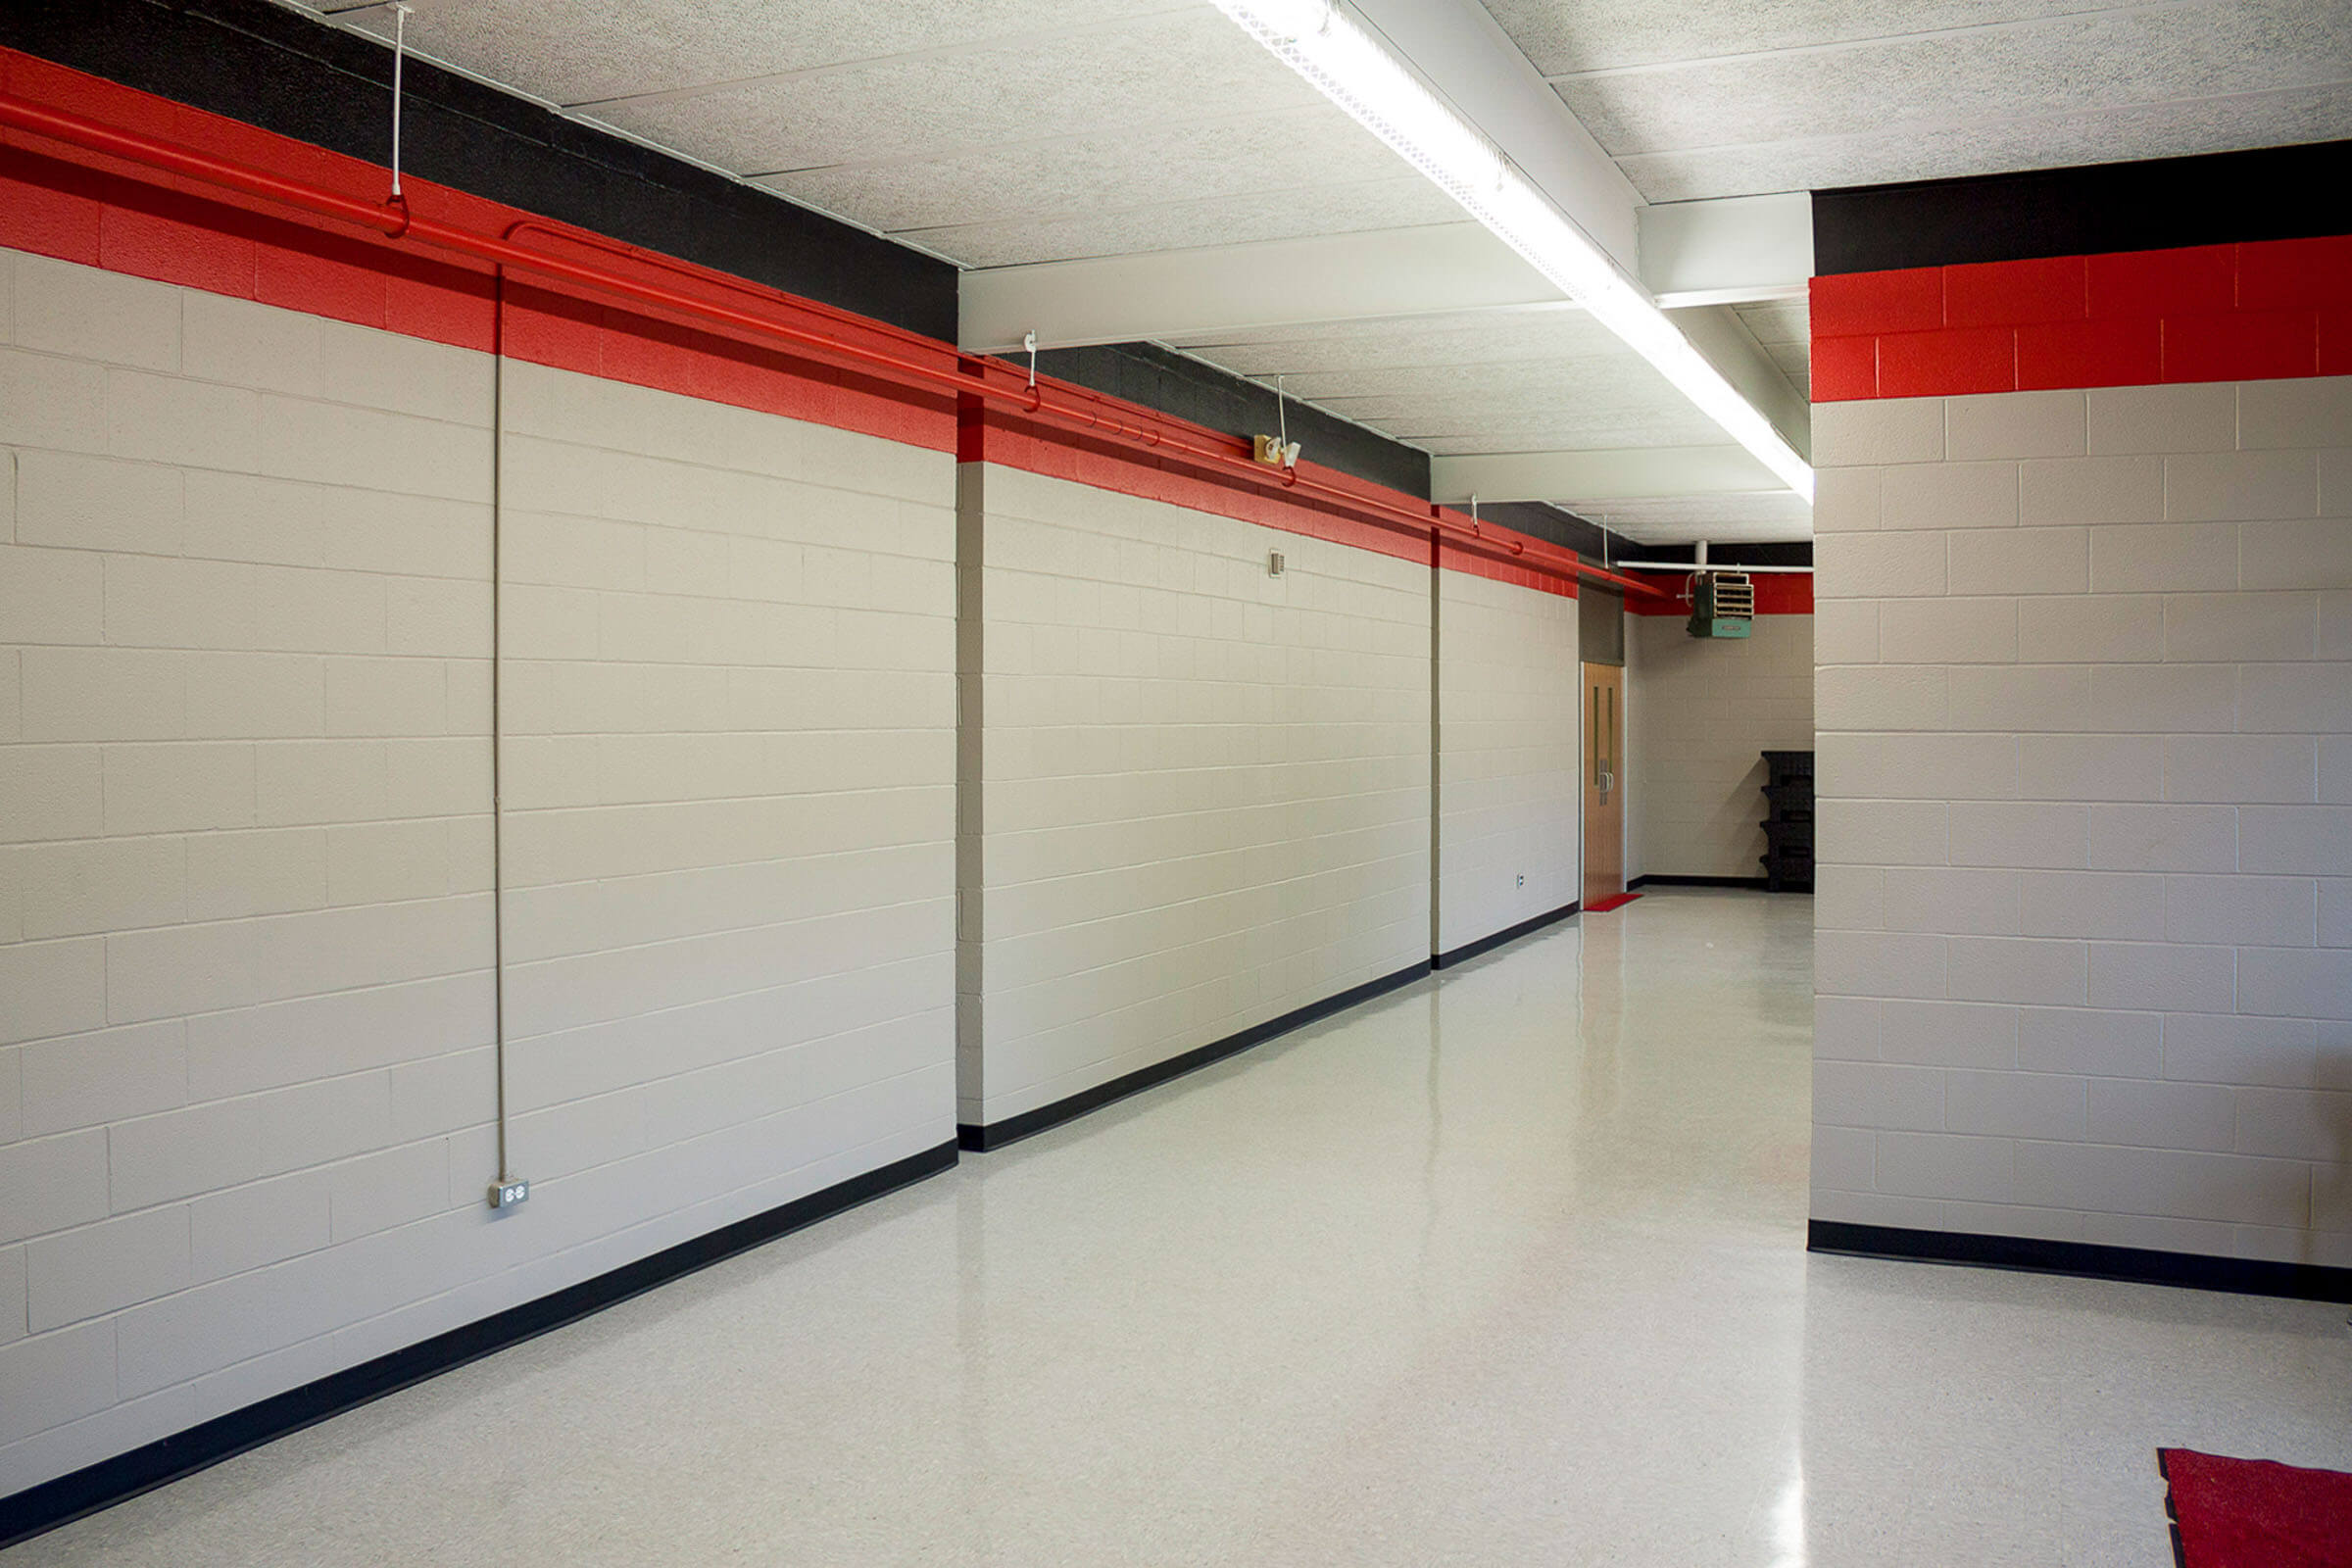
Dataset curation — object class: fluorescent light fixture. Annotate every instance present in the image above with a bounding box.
[1214,0,1814,502]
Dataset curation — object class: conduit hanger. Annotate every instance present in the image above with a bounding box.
[1253,374,1302,474]
[385,3,415,229]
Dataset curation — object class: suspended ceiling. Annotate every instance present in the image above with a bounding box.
[306,0,2343,544]
[1486,0,2352,203]
[333,1,1456,269]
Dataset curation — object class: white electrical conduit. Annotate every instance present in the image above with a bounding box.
[371,0,517,1198]
[1614,562,1812,573]
[489,278,514,1194]
[1213,0,1814,503]
[387,4,412,198]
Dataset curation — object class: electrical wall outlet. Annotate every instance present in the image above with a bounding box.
[489,1177,530,1209]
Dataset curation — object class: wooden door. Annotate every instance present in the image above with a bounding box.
[1583,662,1624,907]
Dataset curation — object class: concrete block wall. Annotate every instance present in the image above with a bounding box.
[0,236,1597,1494]
[0,254,500,1490]
[0,51,1624,1509]
[1811,375,2352,1264]
[489,359,958,1275]
[956,463,1433,1129]
[0,254,957,1494]
[1629,609,1816,879]
[1435,566,1580,954]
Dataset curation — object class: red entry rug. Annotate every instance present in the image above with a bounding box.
[2161,1448,2352,1567]
[1584,893,1642,913]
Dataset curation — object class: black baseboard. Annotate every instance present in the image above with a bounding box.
[1432,901,1580,970]
[1808,1219,2352,1304]
[958,960,1433,1152]
[1627,874,1771,891]
[0,1138,960,1551]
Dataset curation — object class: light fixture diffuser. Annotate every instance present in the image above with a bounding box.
[1215,0,1814,501]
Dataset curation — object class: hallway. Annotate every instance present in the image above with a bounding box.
[11,891,2343,1566]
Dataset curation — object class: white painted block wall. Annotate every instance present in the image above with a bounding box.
[957,464,1431,1128]
[490,358,956,1275]
[1435,569,1579,954]
[0,244,1608,1494]
[1812,377,2352,1263]
[0,253,956,1493]
[1630,612,1816,879]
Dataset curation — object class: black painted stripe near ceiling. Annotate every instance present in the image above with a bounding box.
[1813,139,2352,276]
[1478,500,1642,565]
[1026,348,1659,546]
[0,0,958,338]
[1033,341,1435,500]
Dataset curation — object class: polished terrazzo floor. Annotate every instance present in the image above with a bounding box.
[11,890,2347,1565]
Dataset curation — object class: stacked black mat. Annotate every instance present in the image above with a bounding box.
[1759,751,1814,893]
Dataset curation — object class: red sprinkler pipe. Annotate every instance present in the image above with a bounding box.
[0,90,1660,598]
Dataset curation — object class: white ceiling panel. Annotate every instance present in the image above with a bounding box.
[1493,0,2351,202]
[757,107,1423,238]
[305,0,2029,540]
[1312,388,1720,431]
[1369,408,1727,444]
[590,9,1306,173]
[1731,300,1808,348]
[1480,0,2108,75]
[1554,2,2347,157]
[1616,79,2352,201]
[908,178,1464,269]
[1244,356,1668,403]
[1733,301,1813,396]
[1174,300,1738,485]
[348,0,1191,107]
[1565,491,1816,544]
[1168,309,1630,371]
[1412,429,1688,455]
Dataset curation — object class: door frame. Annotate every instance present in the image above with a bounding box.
[1583,661,1625,907]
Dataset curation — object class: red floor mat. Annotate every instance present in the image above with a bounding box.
[1584,893,1642,913]
[2161,1448,2352,1567]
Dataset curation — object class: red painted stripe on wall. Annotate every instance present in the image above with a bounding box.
[1437,536,1581,598]
[0,47,1593,599]
[1811,234,2352,400]
[1624,569,1812,616]
[0,49,964,450]
[962,404,1577,594]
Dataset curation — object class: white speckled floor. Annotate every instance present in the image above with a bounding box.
[9,891,2346,1565]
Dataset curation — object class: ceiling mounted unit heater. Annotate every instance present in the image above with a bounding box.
[1688,570,1754,639]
